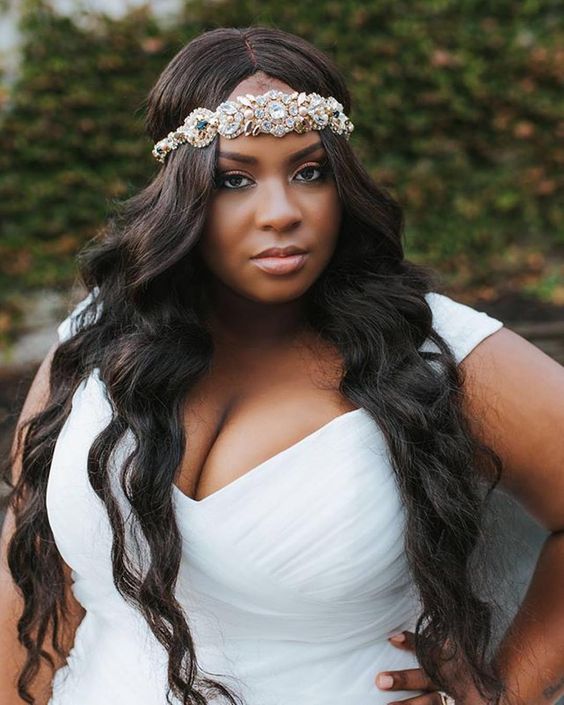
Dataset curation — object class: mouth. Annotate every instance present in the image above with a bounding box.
[251,246,308,259]
[250,252,308,275]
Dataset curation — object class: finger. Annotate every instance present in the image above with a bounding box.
[388,629,416,650]
[386,692,445,705]
[375,667,436,692]
[389,631,456,662]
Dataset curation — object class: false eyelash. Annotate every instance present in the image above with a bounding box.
[297,159,333,179]
[314,159,333,177]
[213,160,333,190]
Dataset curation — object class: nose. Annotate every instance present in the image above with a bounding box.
[254,179,303,232]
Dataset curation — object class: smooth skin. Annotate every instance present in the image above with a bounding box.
[374,326,564,703]
[198,72,564,702]
[0,342,86,705]
[176,71,353,503]
[2,70,563,704]
[197,75,342,345]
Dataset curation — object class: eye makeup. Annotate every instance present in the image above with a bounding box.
[213,159,333,191]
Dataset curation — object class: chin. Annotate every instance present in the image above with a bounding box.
[244,281,314,304]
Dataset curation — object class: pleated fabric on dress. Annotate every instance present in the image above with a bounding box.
[47,289,504,704]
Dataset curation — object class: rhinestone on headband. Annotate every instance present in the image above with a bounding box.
[152,89,354,163]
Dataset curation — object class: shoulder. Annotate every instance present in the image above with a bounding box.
[422,291,504,365]
[424,291,564,532]
[57,286,102,343]
[451,302,564,532]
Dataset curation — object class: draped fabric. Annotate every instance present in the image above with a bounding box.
[47,292,504,704]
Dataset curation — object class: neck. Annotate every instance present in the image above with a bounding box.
[203,278,309,349]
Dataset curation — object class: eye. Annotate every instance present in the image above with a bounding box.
[213,161,331,191]
[294,163,327,183]
[215,173,251,190]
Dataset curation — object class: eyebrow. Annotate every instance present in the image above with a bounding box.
[218,140,325,165]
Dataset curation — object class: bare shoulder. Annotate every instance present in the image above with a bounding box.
[13,341,59,449]
[1,340,85,703]
[459,326,564,532]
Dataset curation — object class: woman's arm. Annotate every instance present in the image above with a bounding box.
[492,530,564,705]
[376,327,564,704]
[463,327,564,705]
[0,342,86,705]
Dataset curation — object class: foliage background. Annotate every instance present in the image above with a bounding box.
[0,0,562,343]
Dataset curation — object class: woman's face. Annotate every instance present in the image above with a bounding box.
[197,77,343,307]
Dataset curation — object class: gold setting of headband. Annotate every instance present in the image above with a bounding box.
[152,89,354,163]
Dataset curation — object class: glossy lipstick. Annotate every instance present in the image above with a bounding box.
[251,253,308,275]
[251,245,308,275]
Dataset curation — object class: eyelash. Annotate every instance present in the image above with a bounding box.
[213,161,332,191]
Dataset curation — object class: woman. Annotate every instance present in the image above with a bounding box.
[2,25,563,705]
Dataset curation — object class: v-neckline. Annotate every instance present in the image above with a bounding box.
[172,407,370,508]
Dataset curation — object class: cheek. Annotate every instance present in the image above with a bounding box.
[198,206,242,276]
[198,187,342,293]
[197,231,236,282]
[312,190,343,252]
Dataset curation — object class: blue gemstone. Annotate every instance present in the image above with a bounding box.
[333,110,339,117]
[196,119,208,130]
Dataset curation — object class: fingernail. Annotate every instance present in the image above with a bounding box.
[377,674,394,689]
[388,632,405,642]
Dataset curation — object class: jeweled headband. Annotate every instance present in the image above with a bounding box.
[151,89,354,163]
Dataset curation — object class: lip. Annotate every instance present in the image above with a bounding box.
[252,246,307,258]
[251,253,308,275]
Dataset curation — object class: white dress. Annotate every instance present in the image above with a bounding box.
[46,291,504,705]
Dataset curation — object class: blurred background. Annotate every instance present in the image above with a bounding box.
[0,0,562,694]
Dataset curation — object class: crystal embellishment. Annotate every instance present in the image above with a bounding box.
[268,102,286,120]
[152,90,354,162]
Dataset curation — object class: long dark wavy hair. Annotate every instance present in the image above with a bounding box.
[5,25,507,705]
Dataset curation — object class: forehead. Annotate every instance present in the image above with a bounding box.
[217,131,325,164]
[225,72,294,101]
[218,74,325,163]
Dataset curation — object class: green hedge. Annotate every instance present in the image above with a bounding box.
[0,0,562,336]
